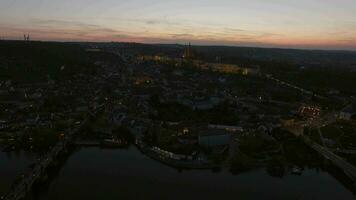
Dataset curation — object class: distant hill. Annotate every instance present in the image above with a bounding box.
[1,41,355,94]
[99,42,356,95]
[0,41,97,82]
[103,42,356,69]
[192,45,356,69]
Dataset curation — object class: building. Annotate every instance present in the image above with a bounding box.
[178,96,221,110]
[208,124,243,132]
[298,105,321,118]
[198,129,231,147]
[339,103,356,120]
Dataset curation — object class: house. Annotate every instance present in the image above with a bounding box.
[198,129,231,147]
[208,124,243,132]
[178,96,221,110]
[257,124,275,141]
[194,97,221,110]
[298,105,321,118]
[0,120,9,130]
[339,103,356,120]
[113,112,127,126]
[76,105,89,113]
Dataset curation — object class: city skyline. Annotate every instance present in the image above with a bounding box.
[1,0,356,50]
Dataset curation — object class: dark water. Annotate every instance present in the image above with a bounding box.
[34,146,355,200]
[0,151,35,196]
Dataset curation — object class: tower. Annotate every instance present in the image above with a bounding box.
[183,42,193,59]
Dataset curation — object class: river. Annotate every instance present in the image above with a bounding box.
[24,146,355,200]
[0,150,36,196]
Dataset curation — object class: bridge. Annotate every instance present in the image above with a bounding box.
[1,106,104,200]
[283,122,356,184]
[304,136,356,182]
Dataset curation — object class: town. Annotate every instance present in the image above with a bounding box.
[1,40,356,200]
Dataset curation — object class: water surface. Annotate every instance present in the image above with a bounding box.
[36,147,355,200]
[0,150,35,196]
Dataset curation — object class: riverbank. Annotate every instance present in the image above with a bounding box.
[136,139,215,170]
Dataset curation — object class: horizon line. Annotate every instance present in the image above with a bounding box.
[2,38,356,52]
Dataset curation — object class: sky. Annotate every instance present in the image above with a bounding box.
[1,0,356,50]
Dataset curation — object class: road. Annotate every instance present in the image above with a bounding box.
[304,136,356,182]
[266,74,326,99]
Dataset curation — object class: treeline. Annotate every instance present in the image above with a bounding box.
[149,96,239,125]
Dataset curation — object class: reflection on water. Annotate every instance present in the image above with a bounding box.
[34,146,355,200]
[0,151,36,196]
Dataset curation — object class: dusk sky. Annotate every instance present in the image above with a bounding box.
[1,0,356,50]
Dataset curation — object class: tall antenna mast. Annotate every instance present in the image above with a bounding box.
[24,34,30,41]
